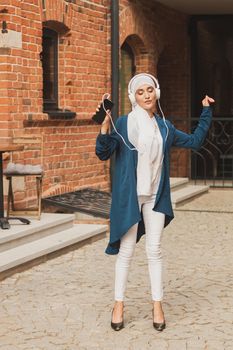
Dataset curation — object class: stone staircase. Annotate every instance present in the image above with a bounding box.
[0,213,107,279]
[170,177,209,208]
[0,178,208,279]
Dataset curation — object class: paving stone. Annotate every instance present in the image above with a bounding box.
[0,346,19,350]
[186,339,207,350]
[148,339,169,349]
[205,340,226,349]
[167,340,187,350]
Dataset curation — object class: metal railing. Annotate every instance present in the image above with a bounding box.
[171,116,233,188]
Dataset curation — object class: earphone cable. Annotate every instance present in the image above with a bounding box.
[157,99,169,142]
[102,95,138,151]
[101,94,169,151]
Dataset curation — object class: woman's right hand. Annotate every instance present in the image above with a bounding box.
[96,103,110,134]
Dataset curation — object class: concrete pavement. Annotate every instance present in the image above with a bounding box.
[0,190,233,350]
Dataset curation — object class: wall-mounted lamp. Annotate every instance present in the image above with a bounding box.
[1,21,8,34]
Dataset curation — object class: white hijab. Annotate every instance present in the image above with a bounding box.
[127,75,163,196]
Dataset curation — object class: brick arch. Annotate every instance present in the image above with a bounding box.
[43,20,70,35]
[122,34,151,74]
[42,184,75,198]
[38,0,74,29]
[120,5,161,74]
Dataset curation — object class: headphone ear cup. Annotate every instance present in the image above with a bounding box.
[128,92,136,105]
[155,88,160,100]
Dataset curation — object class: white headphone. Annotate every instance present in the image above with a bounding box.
[128,73,161,105]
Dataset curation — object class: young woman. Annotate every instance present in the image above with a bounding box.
[95,73,214,331]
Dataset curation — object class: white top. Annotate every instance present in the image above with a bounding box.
[137,117,163,196]
[151,118,163,195]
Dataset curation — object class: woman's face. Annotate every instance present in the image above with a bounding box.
[135,84,157,116]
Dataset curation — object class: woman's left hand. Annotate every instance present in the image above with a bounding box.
[202,95,215,106]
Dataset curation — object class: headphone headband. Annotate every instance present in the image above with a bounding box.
[128,73,159,92]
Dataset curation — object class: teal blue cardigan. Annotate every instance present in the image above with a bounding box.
[96,107,212,255]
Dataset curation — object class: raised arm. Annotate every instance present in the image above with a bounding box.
[172,95,215,150]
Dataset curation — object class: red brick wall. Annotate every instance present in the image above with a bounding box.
[0,0,189,206]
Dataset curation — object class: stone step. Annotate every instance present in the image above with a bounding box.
[0,224,108,273]
[170,177,189,189]
[0,213,75,252]
[171,185,209,208]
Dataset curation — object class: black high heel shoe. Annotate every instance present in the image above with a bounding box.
[152,309,166,331]
[111,308,124,331]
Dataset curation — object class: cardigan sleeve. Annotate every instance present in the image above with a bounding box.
[171,106,212,151]
[95,118,121,160]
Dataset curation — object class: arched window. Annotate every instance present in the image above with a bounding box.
[120,42,135,115]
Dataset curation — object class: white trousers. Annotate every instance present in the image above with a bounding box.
[115,195,165,301]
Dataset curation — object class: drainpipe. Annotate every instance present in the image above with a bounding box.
[110,0,119,189]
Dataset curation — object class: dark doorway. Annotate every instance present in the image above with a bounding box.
[191,16,233,184]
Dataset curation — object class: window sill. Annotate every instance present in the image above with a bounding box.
[45,109,76,119]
